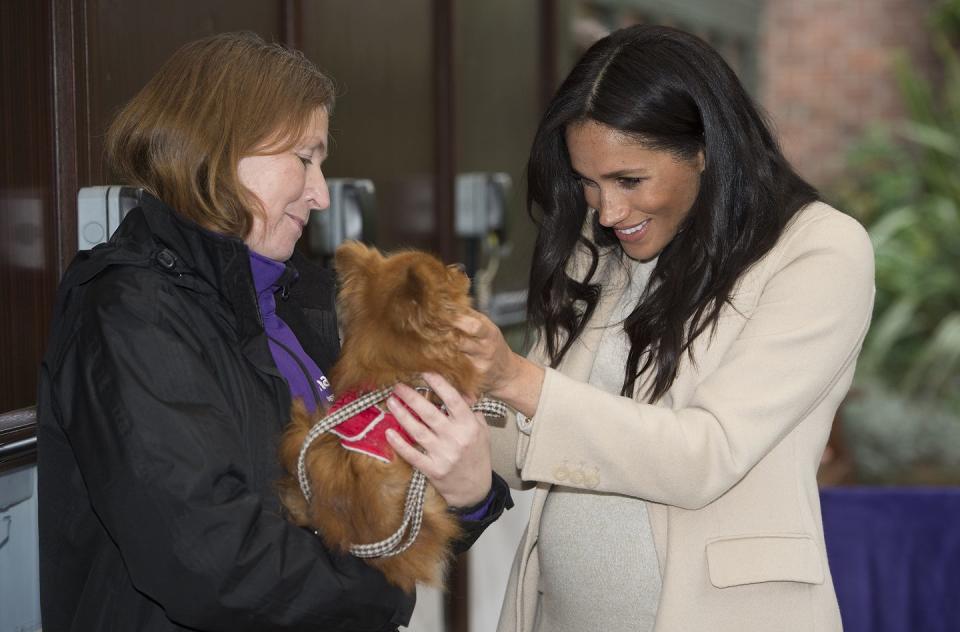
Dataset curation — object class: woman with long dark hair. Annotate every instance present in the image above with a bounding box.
[456,25,873,631]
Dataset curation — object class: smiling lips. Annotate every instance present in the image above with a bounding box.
[286,213,307,230]
[615,218,651,241]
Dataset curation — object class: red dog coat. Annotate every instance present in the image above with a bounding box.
[327,390,417,463]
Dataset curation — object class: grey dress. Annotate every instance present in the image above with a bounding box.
[533,258,662,632]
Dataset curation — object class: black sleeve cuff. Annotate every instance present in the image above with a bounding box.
[450,471,514,554]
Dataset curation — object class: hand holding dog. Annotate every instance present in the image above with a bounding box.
[455,310,546,420]
[386,373,492,508]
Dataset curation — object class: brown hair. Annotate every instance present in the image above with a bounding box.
[106,31,335,238]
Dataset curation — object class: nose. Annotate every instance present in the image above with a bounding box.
[596,187,629,227]
[305,164,330,211]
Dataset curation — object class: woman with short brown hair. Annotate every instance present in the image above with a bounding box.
[38,31,509,632]
[106,32,334,239]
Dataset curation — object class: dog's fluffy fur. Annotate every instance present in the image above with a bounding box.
[278,241,478,592]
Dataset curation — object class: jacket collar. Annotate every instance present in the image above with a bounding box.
[130,192,267,341]
[128,194,346,384]
[81,192,337,378]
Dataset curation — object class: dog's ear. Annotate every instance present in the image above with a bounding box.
[334,241,382,281]
[400,263,429,305]
[335,241,386,300]
[334,241,383,326]
[392,259,462,335]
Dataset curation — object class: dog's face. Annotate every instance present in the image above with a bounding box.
[331,241,478,396]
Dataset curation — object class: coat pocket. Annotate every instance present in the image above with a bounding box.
[705,533,824,588]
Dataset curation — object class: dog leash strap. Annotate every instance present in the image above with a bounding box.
[349,470,427,558]
[349,398,506,558]
[472,397,509,418]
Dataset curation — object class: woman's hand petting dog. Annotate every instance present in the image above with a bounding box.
[455,310,546,421]
[386,372,492,509]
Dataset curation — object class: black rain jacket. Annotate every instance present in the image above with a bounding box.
[37,193,510,631]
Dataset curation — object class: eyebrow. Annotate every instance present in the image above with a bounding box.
[297,134,328,154]
[303,141,328,161]
[571,168,646,180]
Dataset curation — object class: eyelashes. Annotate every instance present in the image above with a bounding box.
[572,174,645,189]
[573,174,598,188]
[616,177,643,189]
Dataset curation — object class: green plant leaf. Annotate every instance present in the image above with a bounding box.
[860,298,918,375]
[897,121,960,157]
[903,312,960,396]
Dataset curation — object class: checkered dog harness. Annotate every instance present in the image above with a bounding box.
[296,386,507,558]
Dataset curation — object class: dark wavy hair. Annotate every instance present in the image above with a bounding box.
[526,25,818,402]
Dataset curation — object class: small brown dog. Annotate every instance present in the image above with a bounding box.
[278,241,479,592]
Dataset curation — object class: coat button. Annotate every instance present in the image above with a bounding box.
[156,249,176,270]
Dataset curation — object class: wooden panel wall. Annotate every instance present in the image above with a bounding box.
[0,0,58,412]
[0,0,286,415]
[86,0,284,185]
[299,0,440,254]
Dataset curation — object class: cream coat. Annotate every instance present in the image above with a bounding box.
[490,202,875,632]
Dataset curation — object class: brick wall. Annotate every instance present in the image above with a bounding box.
[759,0,939,189]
